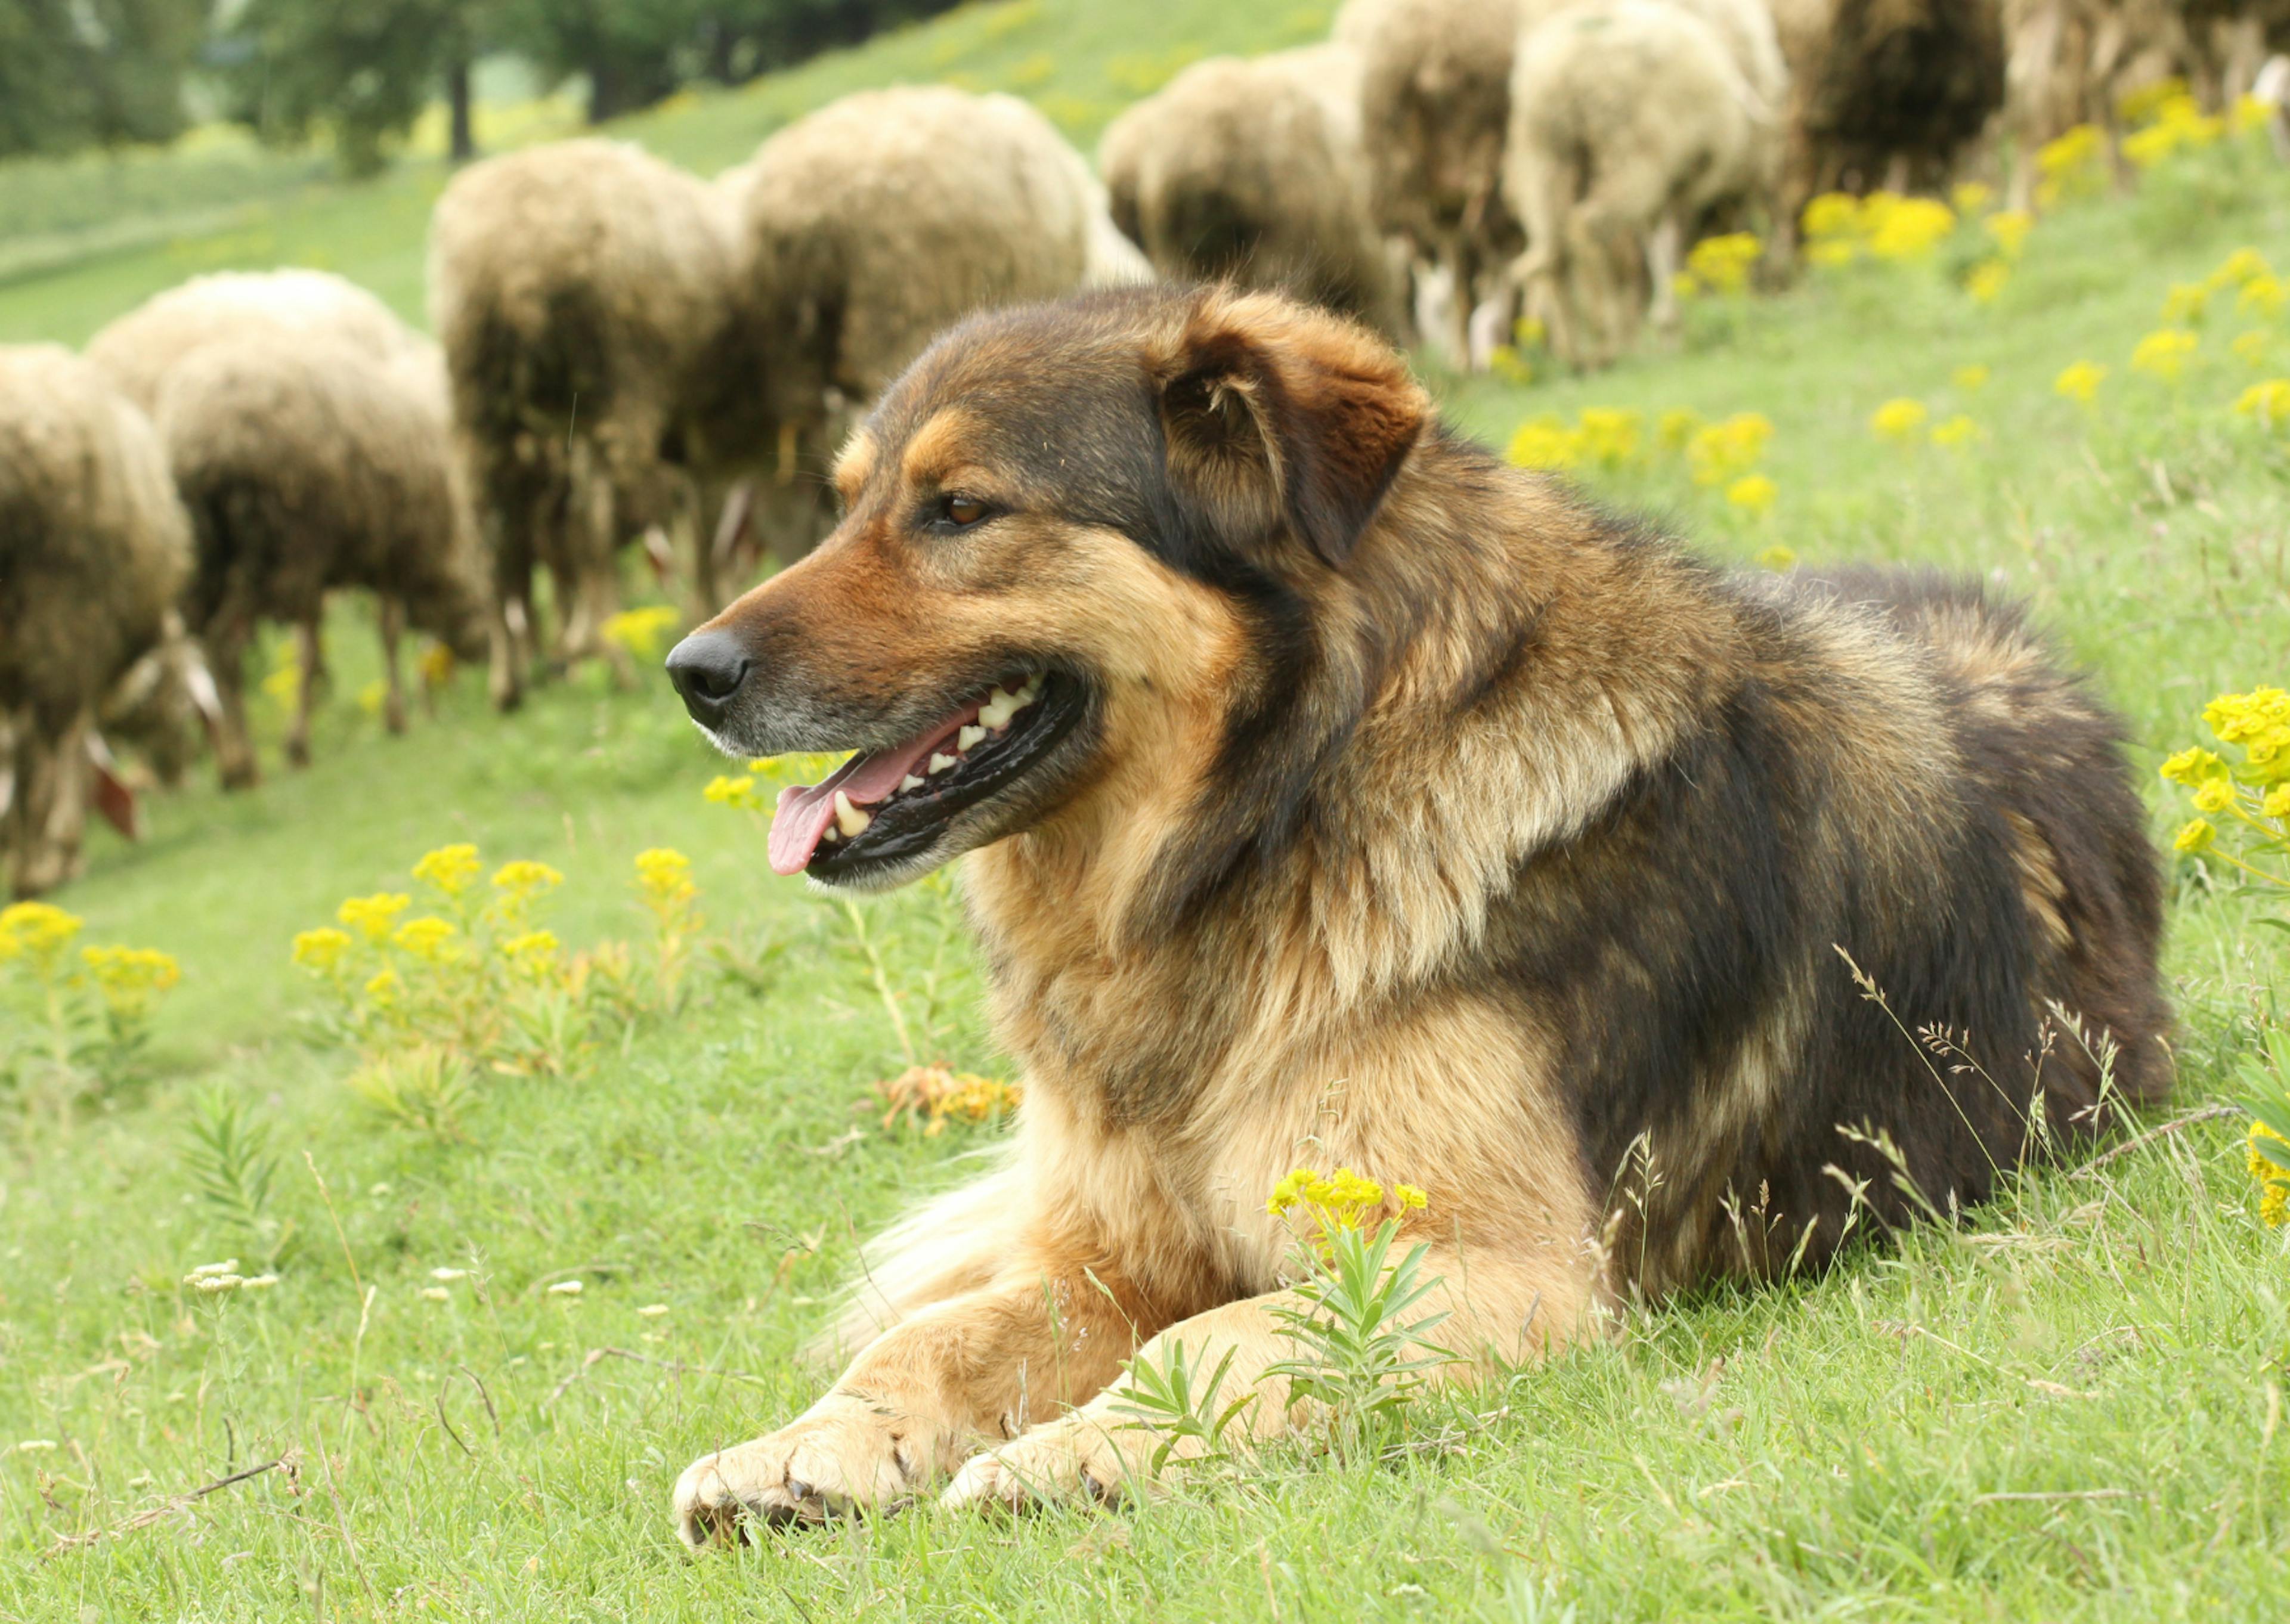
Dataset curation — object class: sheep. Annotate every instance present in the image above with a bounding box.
[85,268,422,416]
[1336,0,1530,365]
[1769,0,2008,244]
[1097,44,1410,337]
[2001,0,2190,209]
[154,330,487,789]
[428,138,745,709]
[1505,0,1780,369]
[0,346,192,897]
[724,83,1147,515]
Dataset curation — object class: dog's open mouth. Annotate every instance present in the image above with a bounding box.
[768,671,1085,878]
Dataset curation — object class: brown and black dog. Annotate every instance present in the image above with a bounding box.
[663,284,2169,1542]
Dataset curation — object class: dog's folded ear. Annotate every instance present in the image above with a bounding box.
[1153,293,1429,568]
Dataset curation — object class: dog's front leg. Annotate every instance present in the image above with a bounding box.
[673,1261,1149,1543]
[940,1241,1595,1511]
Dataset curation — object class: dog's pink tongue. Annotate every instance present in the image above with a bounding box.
[765,703,977,875]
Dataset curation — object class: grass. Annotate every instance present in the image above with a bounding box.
[6,13,2290,1622]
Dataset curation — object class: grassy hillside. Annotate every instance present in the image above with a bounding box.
[0,0,1329,346]
[5,8,2290,1622]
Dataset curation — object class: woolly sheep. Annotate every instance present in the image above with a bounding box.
[726,85,1144,482]
[0,346,192,896]
[155,330,487,789]
[85,268,422,416]
[1336,0,1528,365]
[1098,44,1409,337]
[428,139,744,709]
[1505,0,1779,368]
[1768,0,2008,241]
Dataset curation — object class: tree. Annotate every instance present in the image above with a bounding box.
[0,0,203,158]
[498,0,705,123]
[221,0,493,176]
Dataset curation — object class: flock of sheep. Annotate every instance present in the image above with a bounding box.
[2,0,2282,897]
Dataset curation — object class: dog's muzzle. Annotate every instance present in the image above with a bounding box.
[665,630,753,727]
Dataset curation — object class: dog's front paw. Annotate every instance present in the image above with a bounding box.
[673,1391,938,1546]
[939,1405,1150,1513]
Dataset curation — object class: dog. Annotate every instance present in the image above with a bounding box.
[663,284,2169,1542]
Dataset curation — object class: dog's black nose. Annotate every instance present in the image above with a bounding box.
[665,630,752,726]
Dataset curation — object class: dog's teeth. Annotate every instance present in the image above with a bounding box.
[1016,675,1042,705]
[928,752,958,775]
[900,774,924,792]
[958,724,986,751]
[980,686,1018,728]
[833,791,872,837]
[821,826,841,845]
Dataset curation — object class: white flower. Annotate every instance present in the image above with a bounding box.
[240,1275,279,1291]
[637,1303,669,1318]
[429,1266,469,1282]
[15,1440,57,1453]
[422,1287,450,1302]
[187,1259,240,1279]
[546,1279,584,1297]
[189,1274,244,1293]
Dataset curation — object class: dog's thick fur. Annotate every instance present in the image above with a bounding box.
[669,285,2169,1539]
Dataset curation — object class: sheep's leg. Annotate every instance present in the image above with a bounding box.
[1646,212,1685,337]
[285,616,323,769]
[9,711,92,898]
[377,596,409,736]
[203,619,261,791]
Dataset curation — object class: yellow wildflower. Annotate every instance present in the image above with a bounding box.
[1488,345,1534,386]
[364,967,401,1005]
[0,901,83,971]
[2204,687,2290,778]
[703,774,760,810]
[2232,94,2273,137]
[1394,1184,1429,1210]
[2159,746,2227,785]
[392,916,457,962]
[338,893,411,941]
[412,844,481,897]
[1806,239,1859,270]
[2236,379,2290,429]
[1754,545,1798,572]
[2161,283,2209,325]
[2249,1123,2290,1228]
[2173,819,2215,854]
[600,605,681,661]
[417,641,456,689]
[1950,181,1994,216]
[1984,209,2033,261]
[2054,361,2107,404]
[1685,231,1762,295]
[1726,474,1777,516]
[2210,249,2273,291]
[1930,414,1980,449]
[2264,783,2290,818]
[1657,408,1703,453]
[490,860,564,906]
[2239,275,2287,321]
[1966,261,2011,304]
[1870,398,1929,444]
[2192,778,2236,814]
[2118,78,2189,126]
[292,926,354,972]
[1866,195,1955,261]
[2035,125,2102,184]
[2130,328,2199,383]
[79,946,181,1019]
[500,929,560,977]
[1686,413,1774,486]
[1800,191,1862,245]
[635,848,697,908]
[1576,407,1642,468]
[1508,416,1584,472]
[1514,315,1548,350]
[1952,364,1990,391]
[1266,1166,1406,1230]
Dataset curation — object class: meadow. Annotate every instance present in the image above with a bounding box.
[5,4,2290,1620]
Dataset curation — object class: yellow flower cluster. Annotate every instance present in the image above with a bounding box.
[703,774,762,810]
[491,860,564,910]
[2055,361,2108,404]
[500,929,560,978]
[1506,407,1643,472]
[1726,475,1777,517]
[1687,412,1774,487]
[1870,397,1929,444]
[1681,231,1762,296]
[1266,1166,1428,1230]
[411,843,481,897]
[0,901,82,971]
[339,892,411,940]
[79,946,181,1019]
[1802,191,1958,268]
[2249,1123,2290,1228]
[1930,413,1982,450]
[393,916,459,963]
[872,1063,1022,1135]
[2034,124,2106,204]
[635,848,695,906]
[293,926,353,972]
[2236,379,2290,429]
[2161,690,2290,880]
[2204,687,2290,780]
[2122,92,2224,168]
[600,605,682,661]
[2130,327,2199,383]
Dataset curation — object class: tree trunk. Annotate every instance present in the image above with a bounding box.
[448,58,475,162]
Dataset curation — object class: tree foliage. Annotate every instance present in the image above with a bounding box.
[0,0,204,158]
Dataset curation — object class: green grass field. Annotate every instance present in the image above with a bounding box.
[6,5,2290,1619]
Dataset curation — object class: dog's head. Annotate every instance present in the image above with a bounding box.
[666,285,1428,890]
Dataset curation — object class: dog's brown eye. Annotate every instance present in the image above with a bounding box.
[943,495,987,527]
